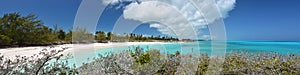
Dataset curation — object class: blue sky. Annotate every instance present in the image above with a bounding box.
[225,0,300,40]
[0,0,300,40]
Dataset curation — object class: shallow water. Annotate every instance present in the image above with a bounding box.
[95,41,300,55]
[68,41,300,67]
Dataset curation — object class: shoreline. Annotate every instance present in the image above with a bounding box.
[0,42,170,58]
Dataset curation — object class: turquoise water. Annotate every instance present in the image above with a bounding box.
[95,41,300,55]
[68,41,300,67]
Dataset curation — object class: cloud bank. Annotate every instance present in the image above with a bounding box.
[102,0,236,39]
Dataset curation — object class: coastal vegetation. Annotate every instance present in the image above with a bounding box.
[95,31,179,42]
[77,48,300,75]
[2,46,300,74]
[0,13,71,47]
[0,47,77,75]
[0,13,178,48]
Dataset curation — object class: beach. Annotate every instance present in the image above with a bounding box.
[0,42,168,59]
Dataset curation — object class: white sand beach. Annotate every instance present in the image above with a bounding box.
[0,42,168,59]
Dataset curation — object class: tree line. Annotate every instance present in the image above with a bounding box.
[0,13,72,47]
[95,31,179,42]
[0,13,178,47]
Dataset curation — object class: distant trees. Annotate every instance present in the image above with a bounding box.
[65,30,72,41]
[126,33,178,42]
[95,31,106,41]
[94,31,179,42]
[72,27,94,43]
[0,12,179,47]
[57,29,66,40]
[107,32,112,40]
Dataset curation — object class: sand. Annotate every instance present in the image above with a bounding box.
[0,42,167,59]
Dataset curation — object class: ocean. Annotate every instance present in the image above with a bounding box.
[95,41,300,55]
[66,41,300,67]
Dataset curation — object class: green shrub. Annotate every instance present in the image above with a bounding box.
[0,47,77,75]
[0,34,12,45]
[3,46,300,75]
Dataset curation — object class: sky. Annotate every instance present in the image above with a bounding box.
[0,0,300,40]
[224,0,300,40]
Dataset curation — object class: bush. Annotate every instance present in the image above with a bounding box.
[2,46,300,74]
[0,47,77,75]
[78,48,300,75]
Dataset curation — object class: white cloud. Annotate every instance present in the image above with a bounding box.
[124,1,198,39]
[107,0,236,39]
[101,0,138,5]
[101,0,118,5]
[216,0,236,18]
